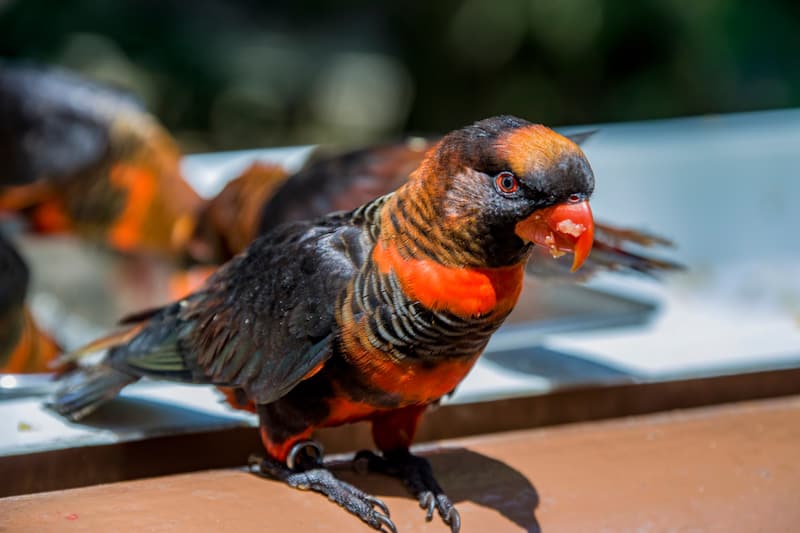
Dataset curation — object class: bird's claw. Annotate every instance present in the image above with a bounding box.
[365,493,392,518]
[444,504,461,533]
[421,491,435,519]
[419,490,460,532]
[250,451,395,532]
[285,468,394,532]
[375,512,398,533]
[355,449,461,532]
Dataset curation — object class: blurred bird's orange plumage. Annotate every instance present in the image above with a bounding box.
[0,308,61,374]
[189,162,290,264]
[0,63,202,258]
[0,233,62,374]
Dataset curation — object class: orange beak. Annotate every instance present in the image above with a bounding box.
[515,200,594,272]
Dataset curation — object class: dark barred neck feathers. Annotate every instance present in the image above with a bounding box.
[378,178,531,269]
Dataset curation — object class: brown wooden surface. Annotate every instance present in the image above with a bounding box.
[4,366,800,498]
[2,395,800,532]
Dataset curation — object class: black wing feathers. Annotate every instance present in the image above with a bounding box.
[108,213,370,404]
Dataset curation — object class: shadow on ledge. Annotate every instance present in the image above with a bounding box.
[326,447,541,532]
[65,395,250,436]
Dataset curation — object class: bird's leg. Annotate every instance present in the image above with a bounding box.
[362,407,460,532]
[249,440,396,533]
[354,449,461,533]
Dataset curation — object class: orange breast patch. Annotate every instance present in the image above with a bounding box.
[372,240,524,318]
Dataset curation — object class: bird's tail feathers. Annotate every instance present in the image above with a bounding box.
[47,365,137,421]
[49,323,145,371]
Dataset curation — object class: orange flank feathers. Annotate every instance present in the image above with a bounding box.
[372,239,524,318]
[261,394,429,460]
[323,395,389,427]
[352,348,478,405]
[218,387,256,414]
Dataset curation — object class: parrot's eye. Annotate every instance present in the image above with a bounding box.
[494,171,519,194]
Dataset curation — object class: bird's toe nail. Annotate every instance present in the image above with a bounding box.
[447,508,462,533]
[420,492,435,520]
[366,495,391,517]
[375,513,397,533]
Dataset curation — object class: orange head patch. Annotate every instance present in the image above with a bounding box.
[495,124,587,179]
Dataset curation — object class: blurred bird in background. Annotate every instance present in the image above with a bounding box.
[188,161,289,265]
[0,62,207,373]
[0,62,203,259]
[0,232,61,373]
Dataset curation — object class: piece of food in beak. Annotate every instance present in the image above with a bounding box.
[515,200,594,272]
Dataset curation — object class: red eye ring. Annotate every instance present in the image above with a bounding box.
[495,171,518,194]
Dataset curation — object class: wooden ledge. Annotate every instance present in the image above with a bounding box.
[4,365,800,497]
[3,395,800,531]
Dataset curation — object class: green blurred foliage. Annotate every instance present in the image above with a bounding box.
[1,0,798,151]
